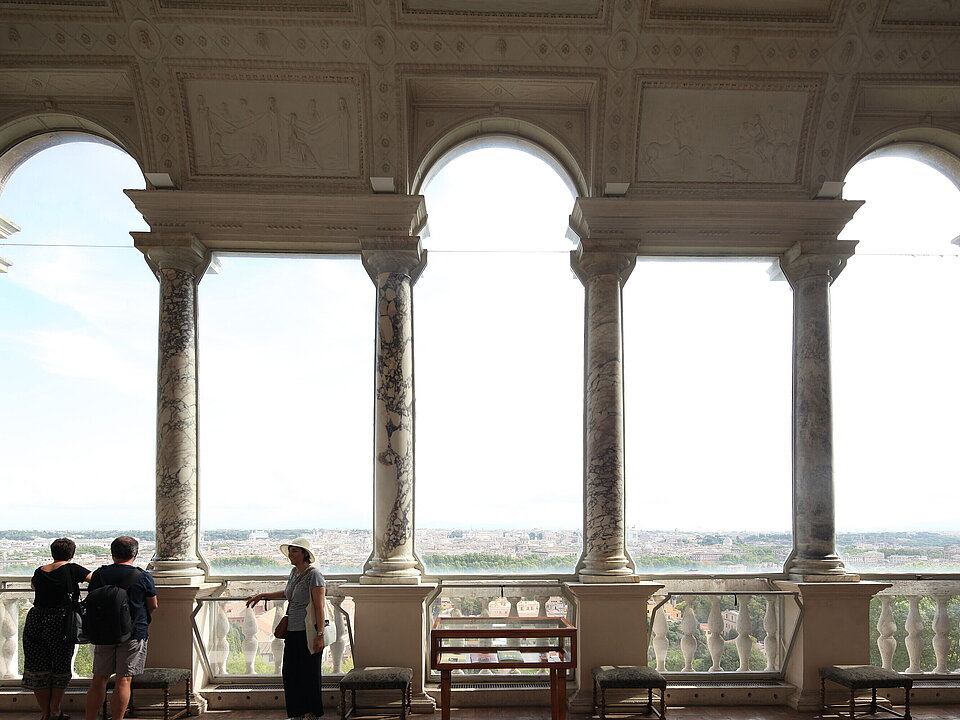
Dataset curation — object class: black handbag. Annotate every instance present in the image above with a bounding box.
[66,588,88,644]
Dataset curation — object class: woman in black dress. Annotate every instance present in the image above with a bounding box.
[22,538,91,720]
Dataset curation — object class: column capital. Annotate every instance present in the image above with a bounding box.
[570,239,639,285]
[133,232,211,277]
[779,239,858,287]
[360,236,426,282]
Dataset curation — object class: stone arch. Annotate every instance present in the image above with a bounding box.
[844,125,960,193]
[0,112,144,194]
[410,117,587,199]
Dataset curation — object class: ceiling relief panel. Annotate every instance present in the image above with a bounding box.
[634,78,818,185]
[399,0,605,22]
[0,69,133,98]
[878,0,960,29]
[646,0,840,24]
[178,73,365,181]
[860,84,960,114]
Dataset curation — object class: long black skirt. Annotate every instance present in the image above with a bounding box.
[282,630,323,717]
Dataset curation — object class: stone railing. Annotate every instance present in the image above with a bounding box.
[194,579,354,681]
[871,580,960,676]
[0,586,95,681]
[646,579,802,678]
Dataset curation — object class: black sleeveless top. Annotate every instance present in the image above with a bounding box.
[31,563,90,609]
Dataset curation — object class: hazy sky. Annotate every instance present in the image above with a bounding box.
[1,143,958,533]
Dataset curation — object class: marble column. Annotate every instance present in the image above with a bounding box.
[136,233,210,585]
[360,237,427,583]
[571,242,637,581]
[780,239,858,581]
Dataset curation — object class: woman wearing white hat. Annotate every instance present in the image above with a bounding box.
[245,537,326,719]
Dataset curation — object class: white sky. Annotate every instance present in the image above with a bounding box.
[0,144,958,534]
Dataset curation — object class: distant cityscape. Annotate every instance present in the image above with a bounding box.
[2,528,960,575]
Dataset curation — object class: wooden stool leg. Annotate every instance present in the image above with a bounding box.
[186,675,193,717]
[821,677,827,715]
[648,686,653,714]
[849,689,856,719]
[871,687,877,715]
[660,687,666,719]
[904,685,912,720]
[163,686,170,720]
[599,685,606,720]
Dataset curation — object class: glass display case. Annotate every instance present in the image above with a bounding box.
[430,616,577,720]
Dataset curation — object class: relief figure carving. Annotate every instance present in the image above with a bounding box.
[190,83,359,177]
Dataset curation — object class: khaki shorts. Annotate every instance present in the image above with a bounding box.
[92,639,149,677]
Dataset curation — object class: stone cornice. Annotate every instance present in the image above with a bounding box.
[125,190,427,253]
[569,198,863,256]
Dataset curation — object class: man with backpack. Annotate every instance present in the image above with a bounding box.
[84,536,158,720]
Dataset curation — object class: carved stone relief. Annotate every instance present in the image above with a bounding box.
[879,0,960,28]
[860,84,960,114]
[647,0,840,24]
[0,69,133,97]
[180,76,363,178]
[635,82,812,184]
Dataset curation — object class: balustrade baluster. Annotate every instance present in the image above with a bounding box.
[763,597,779,672]
[329,596,346,673]
[242,605,259,674]
[905,596,924,673]
[0,598,16,678]
[0,596,19,678]
[680,599,698,672]
[651,597,668,672]
[209,603,231,675]
[271,600,285,674]
[707,597,723,671]
[735,595,754,671]
[932,595,950,674]
[876,595,897,670]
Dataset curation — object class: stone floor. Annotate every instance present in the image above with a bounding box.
[71,706,958,719]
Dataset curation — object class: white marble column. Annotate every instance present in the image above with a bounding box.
[780,239,857,581]
[571,242,637,581]
[360,237,427,583]
[137,234,210,585]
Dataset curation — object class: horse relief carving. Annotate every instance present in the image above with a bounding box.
[636,88,806,184]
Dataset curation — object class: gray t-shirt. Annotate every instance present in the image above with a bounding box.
[284,566,325,631]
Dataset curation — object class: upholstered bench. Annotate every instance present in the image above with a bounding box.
[819,665,912,719]
[340,666,413,720]
[103,668,192,720]
[592,665,667,719]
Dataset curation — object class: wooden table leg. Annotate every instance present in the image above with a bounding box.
[557,669,567,720]
[441,669,451,720]
[549,669,558,720]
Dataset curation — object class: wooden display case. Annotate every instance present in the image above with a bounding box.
[430,616,577,720]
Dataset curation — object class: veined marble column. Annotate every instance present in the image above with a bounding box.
[360,237,426,584]
[571,243,637,581]
[137,234,210,585]
[780,239,858,581]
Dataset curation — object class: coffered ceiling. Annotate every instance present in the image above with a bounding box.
[0,0,957,202]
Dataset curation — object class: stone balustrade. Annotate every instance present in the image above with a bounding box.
[194,581,354,680]
[647,589,801,676]
[872,581,960,676]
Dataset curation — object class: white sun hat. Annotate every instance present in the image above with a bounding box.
[279,537,316,564]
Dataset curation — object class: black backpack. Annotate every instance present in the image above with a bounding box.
[81,566,143,645]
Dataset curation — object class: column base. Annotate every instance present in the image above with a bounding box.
[360,574,422,585]
[788,571,860,582]
[578,572,639,584]
[149,559,206,585]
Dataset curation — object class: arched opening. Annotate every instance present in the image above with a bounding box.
[833,151,960,572]
[415,139,582,575]
[623,260,794,574]
[0,139,153,571]
[197,254,374,575]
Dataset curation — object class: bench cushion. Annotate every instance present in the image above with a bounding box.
[106,668,191,689]
[341,666,413,690]
[819,665,912,690]
[593,665,667,689]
